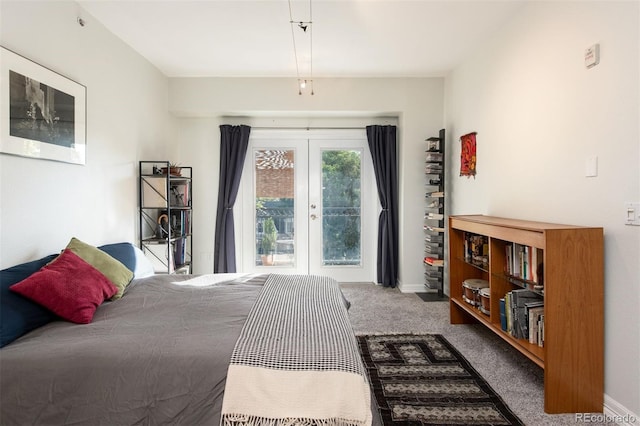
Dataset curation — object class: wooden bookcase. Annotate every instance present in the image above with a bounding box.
[448,215,604,414]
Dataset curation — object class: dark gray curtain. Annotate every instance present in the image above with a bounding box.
[214,125,251,273]
[366,125,398,288]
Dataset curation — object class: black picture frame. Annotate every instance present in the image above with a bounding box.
[1,46,86,165]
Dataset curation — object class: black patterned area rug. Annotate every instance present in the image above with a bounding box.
[357,334,524,425]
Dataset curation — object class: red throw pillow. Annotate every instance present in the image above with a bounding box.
[10,249,118,324]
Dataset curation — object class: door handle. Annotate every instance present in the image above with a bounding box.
[310,214,318,220]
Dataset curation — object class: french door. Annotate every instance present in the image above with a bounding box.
[239,129,377,282]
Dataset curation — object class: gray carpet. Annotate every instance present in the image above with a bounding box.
[340,283,613,426]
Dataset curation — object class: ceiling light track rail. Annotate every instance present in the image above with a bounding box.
[288,0,314,95]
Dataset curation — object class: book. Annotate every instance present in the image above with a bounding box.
[425,152,443,162]
[529,247,538,283]
[424,269,443,279]
[499,298,507,331]
[424,234,443,243]
[424,257,444,267]
[424,278,441,290]
[425,164,443,173]
[511,289,543,339]
[424,244,443,255]
[505,292,512,334]
[510,243,524,277]
[527,306,544,345]
[174,237,184,265]
[505,244,513,275]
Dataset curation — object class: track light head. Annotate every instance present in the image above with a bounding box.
[298,22,308,32]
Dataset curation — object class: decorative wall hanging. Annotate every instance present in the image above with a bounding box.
[0,47,86,165]
[460,132,477,178]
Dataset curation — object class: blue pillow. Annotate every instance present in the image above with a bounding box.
[0,254,58,348]
[99,242,156,279]
[98,242,136,273]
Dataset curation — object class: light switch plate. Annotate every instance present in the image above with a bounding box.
[625,202,640,226]
[585,156,598,177]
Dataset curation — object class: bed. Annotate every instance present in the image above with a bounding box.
[0,241,377,426]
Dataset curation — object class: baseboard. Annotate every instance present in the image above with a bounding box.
[601,394,639,425]
[398,281,429,293]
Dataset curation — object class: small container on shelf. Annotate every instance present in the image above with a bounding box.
[426,137,441,152]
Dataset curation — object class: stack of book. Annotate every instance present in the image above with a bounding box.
[169,210,191,237]
[173,237,188,267]
[500,289,544,347]
[425,152,443,162]
[463,232,488,268]
[424,243,443,256]
[505,243,543,286]
[425,163,443,174]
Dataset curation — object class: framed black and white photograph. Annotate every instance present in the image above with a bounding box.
[1,47,86,165]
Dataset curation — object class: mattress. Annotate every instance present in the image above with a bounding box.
[0,273,265,425]
[0,273,381,426]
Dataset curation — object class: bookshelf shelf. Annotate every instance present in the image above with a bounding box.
[139,161,193,274]
[450,296,544,367]
[453,256,489,273]
[449,215,604,414]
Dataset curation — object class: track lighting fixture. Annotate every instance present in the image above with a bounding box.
[288,0,314,95]
[297,79,314,96]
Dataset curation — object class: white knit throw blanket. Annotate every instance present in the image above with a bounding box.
[220,274,372,426]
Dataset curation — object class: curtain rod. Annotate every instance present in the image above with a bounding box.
[249,126,368,130]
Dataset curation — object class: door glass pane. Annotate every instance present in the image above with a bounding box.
[255,150,295,267]
[322,150,361,266]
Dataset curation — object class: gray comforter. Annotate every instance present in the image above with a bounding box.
[0,273,267,426]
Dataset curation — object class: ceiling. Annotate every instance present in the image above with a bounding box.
[78,0,527,78]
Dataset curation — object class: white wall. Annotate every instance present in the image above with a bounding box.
[2,0,637,417]
[169,77,444,287]
[0,1,174,268]
[445,0,639,418]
